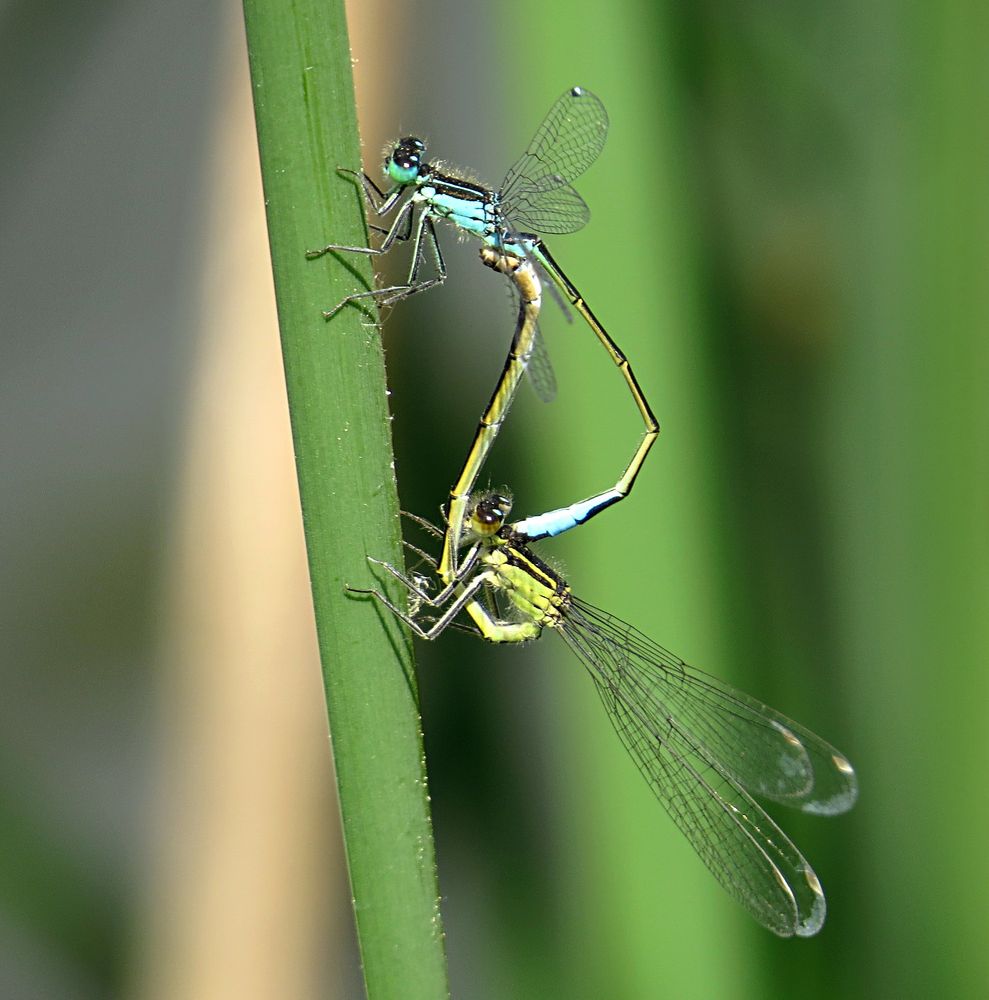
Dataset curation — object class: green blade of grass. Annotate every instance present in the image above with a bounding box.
[240,3,449,997]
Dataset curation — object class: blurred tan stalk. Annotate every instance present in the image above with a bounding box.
[133,11,345,999]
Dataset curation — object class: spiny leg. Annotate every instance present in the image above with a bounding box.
[401,539,438,568]
[342,169,404,215]
[368,544,481,608]
[306,193,415,261]
[401,509,444,539]
[348,568,492,640]
[320,214,447,320]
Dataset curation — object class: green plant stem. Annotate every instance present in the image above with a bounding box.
[240,3,449,997]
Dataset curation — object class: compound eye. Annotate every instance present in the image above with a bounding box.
[386,138,425,184]
[471,493,513,535]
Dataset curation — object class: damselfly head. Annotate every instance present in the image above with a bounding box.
[385,137,426,185]
[470,492,513,536]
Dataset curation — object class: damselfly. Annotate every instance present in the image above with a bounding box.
[309,89,659,577]
[352,491,858,938]
[309,86,609,316]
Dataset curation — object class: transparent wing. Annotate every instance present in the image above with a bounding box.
[524,256,573,402]
[557,598,857,937]
[570,600,857,814]
[498,260,558,404]
[499,87,608,236]
[536,257,574,326]
[527,325,557,403]
[503,183,591,236]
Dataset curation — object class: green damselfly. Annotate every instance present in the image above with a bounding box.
[352,491,858,938]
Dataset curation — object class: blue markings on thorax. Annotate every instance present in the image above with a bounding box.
[417,172,499,238]
[428,191,494,236]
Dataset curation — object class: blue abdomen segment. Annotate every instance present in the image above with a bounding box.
[513,490,623,541]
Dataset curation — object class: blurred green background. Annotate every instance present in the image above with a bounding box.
[2,0,987,997]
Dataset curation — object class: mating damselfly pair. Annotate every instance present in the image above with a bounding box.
[311,86,857,937]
